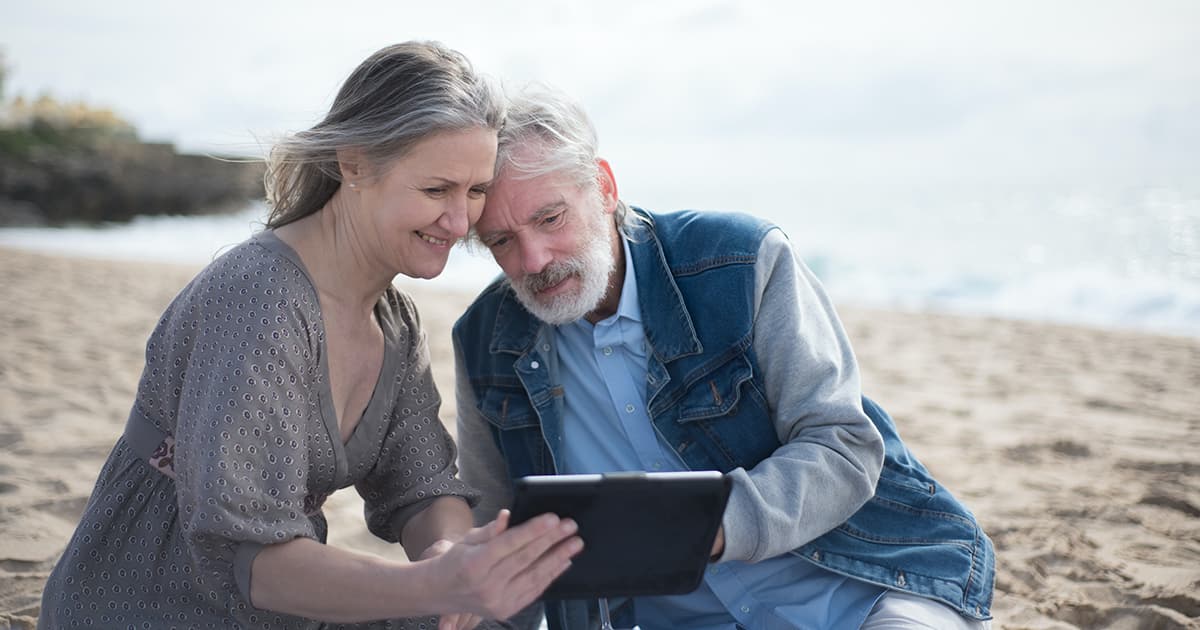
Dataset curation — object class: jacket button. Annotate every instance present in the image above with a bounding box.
[811,551,820,561]
[896,572,906,587]
[530,361,540,369]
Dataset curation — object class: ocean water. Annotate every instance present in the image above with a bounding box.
[2,189,1197,338]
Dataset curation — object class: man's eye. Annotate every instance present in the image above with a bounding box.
[542,212,563,226]
[424,187,447,197]
[488,236,510,249]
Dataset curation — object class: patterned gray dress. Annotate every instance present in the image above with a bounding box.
[39,232,481,629]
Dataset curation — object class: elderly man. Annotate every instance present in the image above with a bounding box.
[452,87,995,630]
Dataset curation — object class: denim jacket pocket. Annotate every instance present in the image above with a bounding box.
[662,353,776,472]
[844,465,977,544]
[478,387,541,430]
[673,353,763,421]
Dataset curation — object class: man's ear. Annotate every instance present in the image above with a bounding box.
[596,158,619,214]
[336,148,367,187]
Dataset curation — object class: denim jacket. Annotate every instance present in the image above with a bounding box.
[453,208,994,628]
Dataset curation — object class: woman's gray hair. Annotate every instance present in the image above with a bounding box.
[497,85,643,235]
[264,41,504,228]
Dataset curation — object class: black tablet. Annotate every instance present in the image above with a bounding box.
[509,471,731,600]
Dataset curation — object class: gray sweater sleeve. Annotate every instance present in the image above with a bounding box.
[454,332,517,527]
[453,333,546,630]
[717,228,885,564]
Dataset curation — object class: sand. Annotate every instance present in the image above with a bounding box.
[1,245,1197,630]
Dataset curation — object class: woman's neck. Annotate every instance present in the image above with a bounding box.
[274,192,390,318]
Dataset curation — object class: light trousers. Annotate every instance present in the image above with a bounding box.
[861,591,992,630]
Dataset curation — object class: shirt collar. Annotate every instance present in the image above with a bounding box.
[609,235,642,325]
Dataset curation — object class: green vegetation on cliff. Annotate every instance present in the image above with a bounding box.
[0,51,264,226]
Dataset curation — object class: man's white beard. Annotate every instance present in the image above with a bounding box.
[508,210,617,326]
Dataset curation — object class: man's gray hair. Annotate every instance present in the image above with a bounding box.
[497,85,643,235]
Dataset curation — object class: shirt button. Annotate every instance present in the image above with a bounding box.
[740,605,750,613]
[602,346,613,356]
[709,566,719,574]
[625,404,635,413]
[652,461,662,470]
[541,344,550,352]
[530,361,540,369]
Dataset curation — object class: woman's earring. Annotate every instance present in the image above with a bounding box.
[348,181,358,190]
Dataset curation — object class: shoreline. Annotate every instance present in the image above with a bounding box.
[2,246,1197,629]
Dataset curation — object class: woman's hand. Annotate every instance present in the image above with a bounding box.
[418,540,481,630]
[420,509,582,624]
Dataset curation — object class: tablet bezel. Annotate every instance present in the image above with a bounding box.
[509,471,731,600]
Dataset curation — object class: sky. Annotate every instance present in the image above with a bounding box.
[4,0,1199,208]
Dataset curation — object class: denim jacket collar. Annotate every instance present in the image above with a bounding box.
[489,288,541,355]
[626,210,703,362]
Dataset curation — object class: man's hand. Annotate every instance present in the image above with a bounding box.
[710,525,725,561]
[420,510,582,625]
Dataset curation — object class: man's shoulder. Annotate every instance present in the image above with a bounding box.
[641,207,775,242]
[638,207,778,264]
[453,276,513,337]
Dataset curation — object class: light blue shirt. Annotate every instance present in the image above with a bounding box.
[556,238,884,630]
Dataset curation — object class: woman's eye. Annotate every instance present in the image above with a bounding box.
[424,187,447,197]
[468,186,488,199]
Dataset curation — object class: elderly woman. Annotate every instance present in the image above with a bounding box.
[39,41,581,630]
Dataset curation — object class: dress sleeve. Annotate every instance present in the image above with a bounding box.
[356,296,480,546]
[169,261,322,604]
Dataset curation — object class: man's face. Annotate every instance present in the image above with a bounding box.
[475,166,618,325]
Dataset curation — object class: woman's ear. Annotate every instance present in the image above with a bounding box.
[596,158,619,214]
[336,148,367,187]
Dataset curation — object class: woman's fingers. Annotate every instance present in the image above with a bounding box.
[430,510,584,620]
[437,612,481,630]
[479,520,583,618]
[498,535,582,611]
[453,513,583,619]
[490,517,581,585]
[457,509,509,546]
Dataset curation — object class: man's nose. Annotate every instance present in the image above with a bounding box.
[518,237,553,276]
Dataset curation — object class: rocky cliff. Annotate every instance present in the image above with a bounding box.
[0,136,265,227]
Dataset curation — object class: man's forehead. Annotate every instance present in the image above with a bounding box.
[482,172,571,227]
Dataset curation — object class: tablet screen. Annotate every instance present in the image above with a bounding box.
[509,471,731,600]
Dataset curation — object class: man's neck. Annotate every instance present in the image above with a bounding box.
[584,227,627,324]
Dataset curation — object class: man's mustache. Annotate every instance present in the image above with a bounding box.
[524,258,585,294]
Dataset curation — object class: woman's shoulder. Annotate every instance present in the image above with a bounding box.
[179,234,314,305]
[378,285,421,348]
[155,234,323,342]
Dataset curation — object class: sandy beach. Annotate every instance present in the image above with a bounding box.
[1,245,1197,630]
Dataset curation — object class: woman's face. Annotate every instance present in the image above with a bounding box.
[353,127,497,280]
